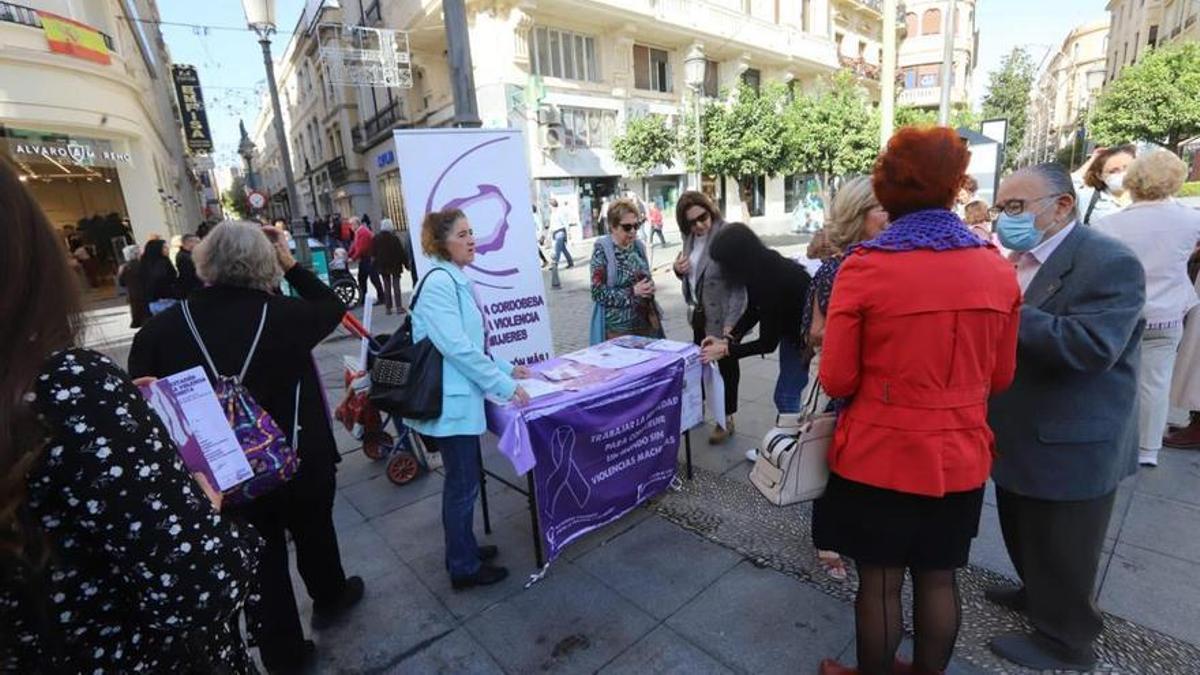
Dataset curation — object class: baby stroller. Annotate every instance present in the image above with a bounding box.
[329,267,360,309]
[333,313,433,485]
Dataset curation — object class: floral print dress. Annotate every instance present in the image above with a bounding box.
[1,349,261,673]
[590,239,664,339]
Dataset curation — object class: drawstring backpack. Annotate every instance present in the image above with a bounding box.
[182,301,300,505]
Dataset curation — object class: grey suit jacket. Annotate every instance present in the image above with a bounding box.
[989,224,1146,501]
[677,219,747,338]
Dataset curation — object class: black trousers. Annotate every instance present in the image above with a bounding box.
[996,486,1116,655]
[242,464,347,666]
[356,256,383,302]
[691,310,739,415]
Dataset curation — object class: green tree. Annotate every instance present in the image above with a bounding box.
[892,105,978,131]
[785,70,879,196]
[221,173,251,219]
[1091,42,1200,152]
[981,47,1036,169]
[612,114,678,176]
[683,82,791,220]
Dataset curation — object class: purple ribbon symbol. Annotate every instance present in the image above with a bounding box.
[546,426,590,518]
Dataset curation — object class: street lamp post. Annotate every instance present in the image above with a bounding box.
[937,0,956,125]
[241,0,311,267]
[684,44,706,192]
[237,120,257,191]
[304,157,320,218]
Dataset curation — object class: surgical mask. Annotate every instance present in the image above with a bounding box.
[1105,172,1125,193]
[995,212,1045,252]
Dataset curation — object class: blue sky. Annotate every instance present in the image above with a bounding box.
[157,0,1109,167]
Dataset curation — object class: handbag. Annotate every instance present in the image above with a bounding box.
[368,268,454,419]
[182,301,300,505]
[749,383,834,506]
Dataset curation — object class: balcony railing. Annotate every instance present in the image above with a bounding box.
[898,86,940,106]
[354,98,406,149]
[325,155,347,184]
[840,55,880,81]
[843,0,883,13]
[0,1,115,52]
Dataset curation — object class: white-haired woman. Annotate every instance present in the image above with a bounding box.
[371,217,408,314]
[1095,151,1200,467]
[803,175,889,582]
[128,221,363,672]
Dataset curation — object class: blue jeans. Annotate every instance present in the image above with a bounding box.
[552,230,574,268]
[774,337,810,414]
[419,434,481,578]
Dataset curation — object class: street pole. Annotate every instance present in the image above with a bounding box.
[693,90,703,191]
[880,0,897,148]
[937,0,956,125]
[304,158,320,218]
[443,0,481,128]
[257,34,311,266]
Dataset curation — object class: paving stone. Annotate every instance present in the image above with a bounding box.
[331,492,366,530]
[465,562,657,674]
[335,447,387,488]
[577,515,741,620]
[560,505,655,563]
[1100,543,1200,645]
[667,561,855,675]
[1119,492,1200,563]
[384,628,505,674]
[598,625,735,675]
[340,467,445,519]
[1136,448,1200,507]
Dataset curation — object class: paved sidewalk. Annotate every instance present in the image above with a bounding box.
[84,240,1200,674]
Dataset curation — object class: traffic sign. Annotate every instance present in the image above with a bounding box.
[247,190,267,210]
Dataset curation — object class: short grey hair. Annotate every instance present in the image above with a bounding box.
[1028,162,1079,221]
[193,220,282,292]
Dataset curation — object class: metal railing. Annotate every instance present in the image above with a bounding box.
[354,98,406,148]
[0,1,115,52]
[325,155,347,184]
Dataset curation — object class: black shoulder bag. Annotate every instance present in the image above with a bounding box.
[368,268,455,419]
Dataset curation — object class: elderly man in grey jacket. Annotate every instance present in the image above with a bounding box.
[987,163,1146,671]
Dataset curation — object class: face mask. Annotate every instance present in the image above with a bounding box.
[995,212,1045,252]
[1105,173,1125,193]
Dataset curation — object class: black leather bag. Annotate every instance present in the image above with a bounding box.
[368,268,453,419]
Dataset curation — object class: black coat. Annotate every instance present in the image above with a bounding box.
[371,231,407,276]
[128,265,346,484]
[729,251,812,358]
[175,249,201,298]
[140,256,179,303]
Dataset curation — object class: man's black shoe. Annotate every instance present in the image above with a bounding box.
[451,564,509,590]
[478,545,499,562]
[984,584,1027,611]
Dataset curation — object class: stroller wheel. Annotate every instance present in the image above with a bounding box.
[386,451,421,485]
[362,430,393,460]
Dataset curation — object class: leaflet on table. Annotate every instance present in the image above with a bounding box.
[139,366,254,492]
[563,344,658,370]
[541,363,586,382]
[646,338,695,354]
[515,377,562,399]
[609,335,659,349]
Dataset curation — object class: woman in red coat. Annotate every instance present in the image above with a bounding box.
[815,127,1021,675]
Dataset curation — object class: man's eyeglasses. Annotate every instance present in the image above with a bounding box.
[686,212,712,227]
[988,194,1063,220]
[618,220,644,233]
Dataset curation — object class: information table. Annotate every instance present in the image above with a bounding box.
[485,339,700,568]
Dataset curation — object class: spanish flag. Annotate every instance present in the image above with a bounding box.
[38,11,110,65]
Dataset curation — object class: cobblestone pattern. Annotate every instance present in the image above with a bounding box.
[647,466,1200,674]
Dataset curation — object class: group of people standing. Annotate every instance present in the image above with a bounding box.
[116,232,203,328]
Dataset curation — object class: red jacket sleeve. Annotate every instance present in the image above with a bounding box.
[991,293,1021,393]
[348,228,372,261]
[818,254,867,399]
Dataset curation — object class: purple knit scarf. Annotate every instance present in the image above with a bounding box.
[850,208,986,253]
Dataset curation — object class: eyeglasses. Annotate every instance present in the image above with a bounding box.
[988,194,1063,220]
[686,212,712,227]
[618,220,644,233]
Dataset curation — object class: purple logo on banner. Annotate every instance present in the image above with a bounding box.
[527,361,683,561]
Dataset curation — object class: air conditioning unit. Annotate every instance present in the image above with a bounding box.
[541,123,565,149]
[537,103,561,126]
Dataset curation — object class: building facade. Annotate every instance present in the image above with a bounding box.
[1104,0,1163,84]
[896,0,978,110]
[248,0,373,223]
[1159,0,1200,45]
[1025,17,1110,166]
[0,0,203,250]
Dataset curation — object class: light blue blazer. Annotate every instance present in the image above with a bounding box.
[403,259,516,438]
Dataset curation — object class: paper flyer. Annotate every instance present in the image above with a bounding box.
[140,366,254,491]
[703,362,727,429]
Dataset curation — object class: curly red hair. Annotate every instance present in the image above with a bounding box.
[872,126,970,218]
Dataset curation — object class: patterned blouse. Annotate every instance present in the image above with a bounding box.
[590,240,664,339]
[800,255,845,345]
[1,349,261,673]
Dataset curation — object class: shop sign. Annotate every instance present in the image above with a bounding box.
[376,149,395,169]
[10,140,131,166]
[171,65,214,153]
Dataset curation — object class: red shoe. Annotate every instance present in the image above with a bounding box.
[1163,420,1200,448]
[818,659,857,675]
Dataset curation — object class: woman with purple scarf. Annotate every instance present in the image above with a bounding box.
[814,127,1022,675]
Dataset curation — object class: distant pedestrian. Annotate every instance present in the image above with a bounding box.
[140,239,180,315]
[372,218,407,315]
[1094,150,1200,467]
[648,202,667,247]
[1074,144,1136,224]
[117,243,150,328]
[347,217,383,306]
[175,233,202,298]
[549,197,575,269]
[311,214,330,249]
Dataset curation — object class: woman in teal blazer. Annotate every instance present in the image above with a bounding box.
[404,208,530,589]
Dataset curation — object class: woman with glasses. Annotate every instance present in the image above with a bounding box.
[589,198,664,343]
[673,191,747,444]
[1073,144,1137,225]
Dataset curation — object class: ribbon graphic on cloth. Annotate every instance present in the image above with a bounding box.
[545,426,591,518]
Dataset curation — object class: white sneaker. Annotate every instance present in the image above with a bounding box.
[1139,448,1159,467]
[744,447,759,462]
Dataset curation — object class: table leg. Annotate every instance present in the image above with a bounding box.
[478,444,492,535]
[685,429,694,481]
[527,472,544,568]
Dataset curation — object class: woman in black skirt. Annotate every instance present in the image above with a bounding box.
[813,127,1022,675]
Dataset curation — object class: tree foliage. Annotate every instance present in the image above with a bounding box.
[612,114,678,176]
[893,105,979,132]
[785,70,879,190]
[1091,42,1200,151]
[221,173,251,220]
[982,47,1036,169]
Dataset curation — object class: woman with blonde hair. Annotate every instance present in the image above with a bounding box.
[1094,150,1200,467]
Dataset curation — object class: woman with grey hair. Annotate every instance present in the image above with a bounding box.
[128,221,364,673]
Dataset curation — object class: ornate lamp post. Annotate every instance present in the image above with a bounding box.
[684,44,706,192]
[241,0,310,266]
[237,120,257,191]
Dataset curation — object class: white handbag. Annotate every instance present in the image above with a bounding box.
[749,386,835,506]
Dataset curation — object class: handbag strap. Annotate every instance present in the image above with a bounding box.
[409,267,455,312]
[182,300,269,383]
[1083,188,1102,225]
[802,378,826,417]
